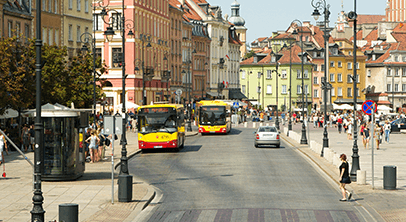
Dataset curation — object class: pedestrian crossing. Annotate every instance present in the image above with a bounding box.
[146,208,360,222]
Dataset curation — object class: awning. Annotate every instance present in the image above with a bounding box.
[334,98,364,104]
[0,108,18,119]
[206,92,223,97]
[229,89,247,100]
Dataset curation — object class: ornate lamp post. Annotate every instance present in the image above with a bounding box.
[162,54,171,101]
[311,0,330,153]
[31,0,45,219]
[80,32,97,127]
[272,65,281,130]
[134,35,152,105]
[292,20,308,144]
[348,1,361,181]
[102,0,135,202]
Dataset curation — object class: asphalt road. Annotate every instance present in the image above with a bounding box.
[129,128,375,222]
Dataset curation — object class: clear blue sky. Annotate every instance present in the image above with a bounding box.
[213,0,388,45]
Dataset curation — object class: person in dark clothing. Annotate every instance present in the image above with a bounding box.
[339,154,352,201]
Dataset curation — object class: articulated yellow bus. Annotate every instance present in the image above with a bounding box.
[137,104,185,151]
[197,100,232,134]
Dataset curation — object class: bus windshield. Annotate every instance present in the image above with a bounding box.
[200,106,226,125]
[138,114,177,134]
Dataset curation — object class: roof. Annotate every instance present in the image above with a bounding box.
[181,1,203,22]
[348,15,385,27]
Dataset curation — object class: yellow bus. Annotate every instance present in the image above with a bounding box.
[197,100,232,134]
[137,104,185,150]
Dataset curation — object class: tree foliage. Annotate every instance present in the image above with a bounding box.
[243,50,256,60]
[0,37,106,114]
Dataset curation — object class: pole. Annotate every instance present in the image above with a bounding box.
[371,105,375,189]
[288,44,292,131]
[321,4,329,154]
[350,0,360,182]
[276,66,280,130]
[93,4,97,127]
[142,37,146,105]
[111,116,115,204]
[31,0,45,218]
[300,27,307,144]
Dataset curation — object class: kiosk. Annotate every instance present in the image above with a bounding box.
[31,103,88,180]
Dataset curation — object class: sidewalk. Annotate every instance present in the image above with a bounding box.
[0,130,198,222]
[234,120,406,221]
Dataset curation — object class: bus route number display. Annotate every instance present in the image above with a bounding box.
[202,107,222,111]
[141,107,170,114]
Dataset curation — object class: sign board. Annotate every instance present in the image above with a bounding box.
[362,100,377,116]
[233,102,239,109]
[176,89,182,96]
[104,116,123,135]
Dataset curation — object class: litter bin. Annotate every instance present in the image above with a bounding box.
[59,203,78,222]
[383,165,397,190]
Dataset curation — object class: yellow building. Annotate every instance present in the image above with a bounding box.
[329,39,366,105]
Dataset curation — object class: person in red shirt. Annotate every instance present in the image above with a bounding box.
[292,113,297,124]
[337,116,343,134]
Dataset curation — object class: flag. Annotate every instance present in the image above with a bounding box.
[225,55,230,60]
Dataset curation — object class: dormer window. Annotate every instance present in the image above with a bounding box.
[254,56,258,63]
[395,56,399,62]
[271,56,276,63]
[372,54,376,61]
[313,51,317,58]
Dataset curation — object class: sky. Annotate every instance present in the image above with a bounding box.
[212,0,388,45]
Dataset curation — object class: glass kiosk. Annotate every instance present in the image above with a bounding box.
[34,103,87,180]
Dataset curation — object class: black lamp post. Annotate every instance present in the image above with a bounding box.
[102,1,135,202]
[80,32,97,127]
[162,54,171,101]
[348,1,360,181]
[312,0,330,153]
[272,65,281,130]
[134,35,152,105]
[287,42,293,131]
[31,0,45,218]
[292,20,308,144]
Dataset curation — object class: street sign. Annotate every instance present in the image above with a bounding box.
[104,116,123,135]
[362,100,377,115]
[176,89,182,96]
[233,101,239,109]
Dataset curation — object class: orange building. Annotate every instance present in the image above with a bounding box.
[32,0,62,45]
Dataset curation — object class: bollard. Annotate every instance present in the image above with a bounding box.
[59,203,78,222]
[266,123,269,126]
[383,165,397,190]
[259,122,263,127]
[357,170,366,185]
[244,122,247,128]
[253,122,256,128]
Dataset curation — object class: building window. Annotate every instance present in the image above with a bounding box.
[297,85,302,94]
[266,85,272,94]
[347,62,352,69]
[77,0,81,11]
[242,85,246,94]
[8,21,12,37]
[266,70,272,79]
[241,70,246,79]
[281,69,287,78]
[337,73,342,82]
[16,22,20,38]
[403,68,406,77]
[68,25,72,41]
[338,87,342,96]
[304,85,309,94]
[48,28,52,45]
[55,29,59,45]
[314,89,318,98]
[85,0,88,13]
[356,74,359,83]
[347,88,352,97]
[321,64,325,71]
[76,26,81,42]
[395,84,399,92]
[387,68,392,76]
[387,84,391,92]
[313,64,318,71]
[367,69,371,77]
[347,74,352,83]
[395,68,400,76]
[48,0,52,12]
[395,56,399,62]
[54,0,58,13]
[42,27,47,44]
[330,73,335,82]
[24,24,30,38]
[331,87,335,96]
[297,69,301,79]
[402,84,406,92]
[282,85,287,94]
[330,61,335,67]
[304,69,309,78]
[112,48,123,67]
[338,61,342,67]
[69,0,72,9]
[42,0,46,10]
[257,72,262,79]
[313,76,318,84]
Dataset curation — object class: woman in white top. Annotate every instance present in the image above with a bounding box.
[86,130,100,163]
[347,118,353,140]
[0,133,7,165]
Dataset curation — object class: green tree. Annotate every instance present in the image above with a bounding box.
[243,50,256,60]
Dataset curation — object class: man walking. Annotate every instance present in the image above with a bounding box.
[383,120,391,143]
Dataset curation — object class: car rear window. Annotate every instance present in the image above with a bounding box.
[258,127,277,132]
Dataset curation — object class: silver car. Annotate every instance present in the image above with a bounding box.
[254,126,280,148]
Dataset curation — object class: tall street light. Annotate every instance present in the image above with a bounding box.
[183,44,196,132]
[311,0,330,153]
[292,20,308,145]
[134,35,152,105]
[31,0,45,219]
[272,63,281,130]
[162,53,171,101]
[284,41,294,132]
[348,1,360,181]
[102,0,135,202]
[80,32,97,127]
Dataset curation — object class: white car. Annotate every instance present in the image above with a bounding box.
[254,126,280,148]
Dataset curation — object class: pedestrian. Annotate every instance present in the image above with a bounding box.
[337,115,343,133]
[374,123,381,150]
[29,125,35,151]
[383,120,391,143]
[339,154,352,201]
[86,130,100,163]
[346,118,353,140]
[363,123,370,149]
[98,128,106,160]
[21,124,30,152]
[0,131,7,165]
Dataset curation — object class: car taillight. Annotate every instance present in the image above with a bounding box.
[256,134,259,139]
[276,135,280,139]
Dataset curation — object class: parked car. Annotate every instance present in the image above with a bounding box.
[390,118,406,133]
[254,126,280,148]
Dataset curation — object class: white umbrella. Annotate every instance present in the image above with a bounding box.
[116,101,140,109]
[377,105,392,111]
[0,108,18,119]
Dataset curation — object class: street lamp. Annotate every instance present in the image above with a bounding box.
[31,0,45,218]
[271,64,281,130]
[80,32,97,127]
[312,0,330,152]
[285,41,294,131]
[101,1,135,202]
[292,20,308,144]
[184,47,196,132]
[348,1,361,181]
[133,35,152,105]
[162,54,171,101]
